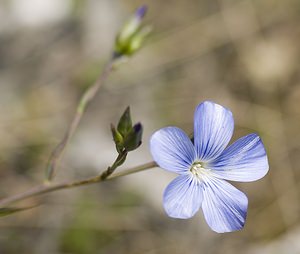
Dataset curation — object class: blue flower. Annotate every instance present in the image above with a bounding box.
[150,101,269,233]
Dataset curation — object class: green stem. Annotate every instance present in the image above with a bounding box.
[46,59,116,182]
[0,161,157,207]
[100,150,128,180]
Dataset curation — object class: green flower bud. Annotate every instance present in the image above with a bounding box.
[114,5,151,57]
[126,26,152,55]
[117,106,132,136]
[117,6,146,45]
[111,107,143,153]
[123,123,143,151]
[111,124,124,153]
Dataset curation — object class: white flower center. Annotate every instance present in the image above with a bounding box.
[190,162,211,180]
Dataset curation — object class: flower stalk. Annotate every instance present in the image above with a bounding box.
[45,58,116,182]
[0,161,157,207]
[100,150,128,180]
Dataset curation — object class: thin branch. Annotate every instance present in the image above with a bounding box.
[0,161,157,207]
[110,161,157,178]
[46,58,116,182]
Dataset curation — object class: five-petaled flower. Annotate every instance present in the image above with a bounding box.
[150,101,269,233]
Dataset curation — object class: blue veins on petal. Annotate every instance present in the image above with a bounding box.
[163,174,203,219]
[150,127,196,174]
[194,101,234,162]
[209,133,269,182]
[201,177,248,233]
[149,100,269,233]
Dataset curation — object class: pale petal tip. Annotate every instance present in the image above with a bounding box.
[197,100,233,114]
[201,178,248,233]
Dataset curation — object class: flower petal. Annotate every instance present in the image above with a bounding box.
[150,127,196,174]
[209,133,269,182]
[201,177,248,233]
[163,174,203,219]
[194,101,234,161]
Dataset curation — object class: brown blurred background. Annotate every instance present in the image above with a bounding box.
[0,0,300,253]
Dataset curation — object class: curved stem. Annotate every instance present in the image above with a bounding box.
[0,161,157,207]
[46,59,116,182]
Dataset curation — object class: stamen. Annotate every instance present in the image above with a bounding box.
[190,162,211,180]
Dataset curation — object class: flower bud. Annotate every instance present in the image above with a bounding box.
[118,6,146,43]
[114,5,151,57]
[123,123,143,151]
[117,106,132,136]
[111,123,124,153]
[126,26,152,55]
[111,107,143,153]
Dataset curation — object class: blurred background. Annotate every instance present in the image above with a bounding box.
[0,0,300,253]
